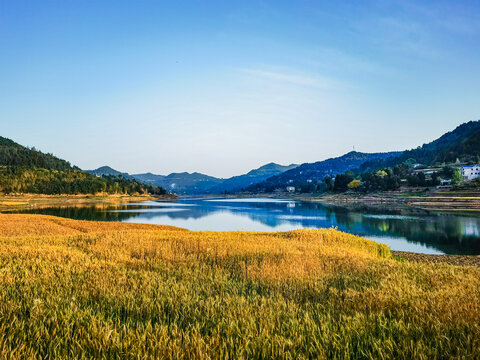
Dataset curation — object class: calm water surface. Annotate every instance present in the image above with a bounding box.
[14,197,480,255]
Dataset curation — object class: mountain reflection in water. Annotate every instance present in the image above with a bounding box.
[12,198,480,255]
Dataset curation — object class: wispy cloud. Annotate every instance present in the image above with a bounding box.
[238,68,343,90]
[349,1,480,62]
[399,0,480,35]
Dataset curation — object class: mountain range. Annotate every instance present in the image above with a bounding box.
[131,172,223,194]
[249,120,480,192]
[3,119,478,196]
[246,151,401,193]
[88,163,298,195]
[87,120,480,195]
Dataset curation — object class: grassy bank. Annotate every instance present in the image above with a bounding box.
[0,214,479,358]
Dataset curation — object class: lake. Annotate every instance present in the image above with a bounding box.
[13,197,480,255]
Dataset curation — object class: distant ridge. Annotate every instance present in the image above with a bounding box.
[82,120,480,195]
[247,151,400,192]
[130,172,222,194]
[130,164,299,195]
[205,163,298,194]
[87,163,298,195]
[87,166,132,179]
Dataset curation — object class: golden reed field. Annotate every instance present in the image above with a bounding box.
[0,213,479,359]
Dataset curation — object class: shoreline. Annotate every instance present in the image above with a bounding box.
[2,193,480,261]
[293,190,480,211]
[0,193,177,211]
[1,203,479,264]
[228,190,480,212]
[196,190,480,213]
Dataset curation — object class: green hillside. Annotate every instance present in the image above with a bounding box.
[330,120,480,194]
[0,136,167,196]
[0,136,74,170]
[434,124,480,163]
[360,120,480,172]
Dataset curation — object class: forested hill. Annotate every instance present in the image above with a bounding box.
[247,151,400,193]
[0,136,74,170]
[205,163,298,194]
[87,166,132,179]
[359,120,480,172]
[0,136,167,196]
[131,172,224,195]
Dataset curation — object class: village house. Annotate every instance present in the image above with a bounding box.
[286,186,295,193]
[436,179,453,189]
[460,164,480,181]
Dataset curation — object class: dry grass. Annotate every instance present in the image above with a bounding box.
[0,214,182,237]
[0,214,478,359]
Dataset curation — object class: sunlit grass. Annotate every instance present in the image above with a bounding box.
[0,201,29,206]
[0,214,478,359]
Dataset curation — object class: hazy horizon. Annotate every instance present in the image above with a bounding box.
[2,1,479,177]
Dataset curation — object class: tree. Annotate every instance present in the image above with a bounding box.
[431,172,441,186]
[442,166,455,178]
[324,176,333,191]
[334,173,354,192]
[393,163,410,178]
[417,172,426,185]
[452,168,464,186]
[0,167,167,196]
[376,170,388,177]
[348,180,361,189]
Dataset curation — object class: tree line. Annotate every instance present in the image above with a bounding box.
[0,167,167,195]
[0,138,74,171]
[288,164,468,194]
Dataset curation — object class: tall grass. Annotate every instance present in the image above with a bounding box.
[0,214,478,359]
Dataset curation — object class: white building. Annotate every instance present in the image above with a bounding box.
[461,165,480,181]
[436,178,453,189]
[286,186,295,192]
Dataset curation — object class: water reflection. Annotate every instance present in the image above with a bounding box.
[11,198,480,255]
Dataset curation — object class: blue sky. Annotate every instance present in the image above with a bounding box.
[1,0,479,177]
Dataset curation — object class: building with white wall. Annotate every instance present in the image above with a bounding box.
[460,165,480,181]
